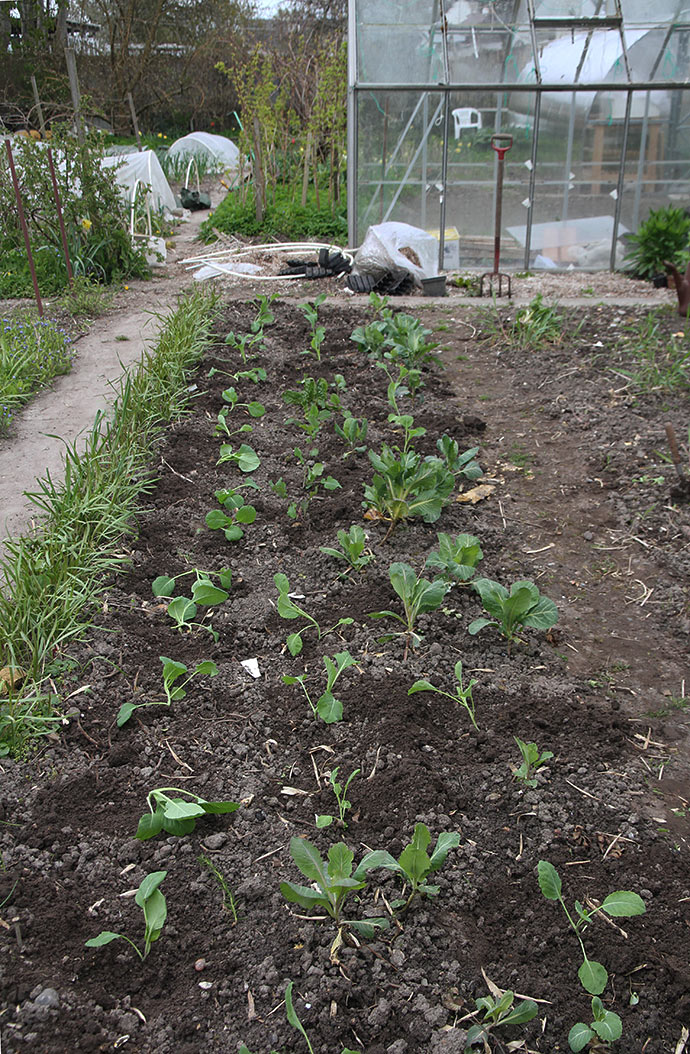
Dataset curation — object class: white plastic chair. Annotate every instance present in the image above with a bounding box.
[452,108,482,138]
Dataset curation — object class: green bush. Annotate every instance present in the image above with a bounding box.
[623,205,690,280]
[201,183,347,244]
[0,126,150,296]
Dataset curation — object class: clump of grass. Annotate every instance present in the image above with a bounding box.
[0,288,219,754]
[0,314,73,433]
[610,311,690,393]
[58,276,115,319]
[478,294,568,350]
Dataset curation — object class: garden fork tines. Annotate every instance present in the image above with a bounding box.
[481,134,513,299]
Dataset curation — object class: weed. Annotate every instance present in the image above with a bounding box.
[85,871,168,961]
[199,854,239,923]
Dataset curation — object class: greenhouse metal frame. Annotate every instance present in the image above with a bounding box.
[347,0,690,271]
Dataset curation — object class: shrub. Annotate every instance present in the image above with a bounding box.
[623,205,690,280]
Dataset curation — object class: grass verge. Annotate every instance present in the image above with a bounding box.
[0,287,219,756]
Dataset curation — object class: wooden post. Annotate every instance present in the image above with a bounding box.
[4,139,43,317]
[301,130,312,207]
[252,116,265,224]
[31,75,46,137]
[47,147,74,288]
[127,92,143,151]
[64,47,84,142]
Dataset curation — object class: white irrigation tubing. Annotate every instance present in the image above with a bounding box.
[181,241,356,281]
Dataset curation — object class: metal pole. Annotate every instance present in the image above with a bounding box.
[346,0,357,247]
[610,90,632,271]
[523,93,541,270]
[126,91,143,152]
[47,147,74,288]
[4,139,43,317]
[31,75,46,137]
[438,91,451,273]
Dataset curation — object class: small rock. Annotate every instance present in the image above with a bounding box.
[34,988,60,1009]
[117,1012,140,1032]
[203,832,227,850]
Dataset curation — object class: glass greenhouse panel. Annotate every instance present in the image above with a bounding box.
[355,91,444,243]
[355,0,444,84]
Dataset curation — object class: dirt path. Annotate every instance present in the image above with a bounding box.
[0,207,211,545]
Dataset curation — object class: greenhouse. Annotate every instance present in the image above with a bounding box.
[347,0,690,270]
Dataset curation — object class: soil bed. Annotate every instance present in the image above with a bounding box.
[1,295,689,1054]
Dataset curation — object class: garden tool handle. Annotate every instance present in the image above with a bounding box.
[491,134,513,160]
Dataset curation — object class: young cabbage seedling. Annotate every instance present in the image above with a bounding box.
[464,988,538,1050]
[316,766,360,828]
[470,578,558,643]
[370,562,448,657]
[283,650,357,724]
[206,486,258,542]
[334,411,368,456]
[364,444,456,539]
[116,656,219,727]
[425,532,483,585]
[568,996,623,1051]
[320,525,374,574]
[216,441,261,472]
[273,573,352,656]
[513,737,554,787]
[537,860,646,995]
[301,293,327,361]
[250,292,278,334]
[220,385,266,418]
[135,787,239,840]
[408,659,479,730]
[358,822,460,912]
[152,569,231,639]
[85,871,168,961]
[280,837,389,960]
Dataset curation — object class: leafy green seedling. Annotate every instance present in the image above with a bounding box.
[387,412,426,452]
[409,659,479,730]
[358,822,460,912]
[220,386,266,418]
[283,650,357,724]
[320,525,374,573]
[214,407,253,439]
[334,412,368,455]
[437,435,483,482]
[513,737,554,787]
[135,787,239,840]
[350,318,388,358]
[370,562,448,656]
[465,988,538,1050]
[152,569,231,638]
[569,997,623,1051]
[537,860,646,995]
[116,656,218,727]
[280,837,388,957]
[301,293,327,360]
[425,531,483,584]
[199,853,240,924]
[251,292,278,333]
[294,445,341,497]
[316,766,360,828]
[85,871,167,960]
[225,330,261,362]
[364,444,455,539]
[206,486,257,541]
[274,573,352,656]
[216,442,260,472]
[470,578,558,643]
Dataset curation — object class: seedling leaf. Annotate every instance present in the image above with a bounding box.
[152,575,175,597]
[85,931,122,948]
[568,1023,595,1052]
[537,859,562,900]
[592,1011,622,1043]
[600,891,646,917]
[578,958,608,995]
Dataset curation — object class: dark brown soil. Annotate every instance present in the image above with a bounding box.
[1,297,689,1054]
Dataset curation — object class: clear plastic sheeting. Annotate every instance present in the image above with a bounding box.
[348,0,690,271]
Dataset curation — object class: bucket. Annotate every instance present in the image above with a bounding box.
[421,275,447,297]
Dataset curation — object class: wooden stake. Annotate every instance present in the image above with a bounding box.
[30,75,46,137]
[126,92,143,152]
[252,116,265,224]
[301,131,312,207]
[64,47,84,142]
[4,138,43,316]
